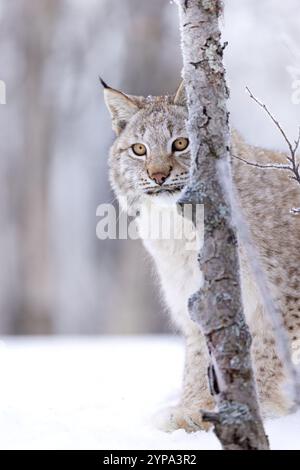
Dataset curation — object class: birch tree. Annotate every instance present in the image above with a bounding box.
[176,0,269,450]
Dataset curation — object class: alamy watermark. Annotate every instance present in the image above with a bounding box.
[292,339,300,365]
[0,80,6,104]
[283,35,300,105]
[289,69,300,105]
[96,198,204,252]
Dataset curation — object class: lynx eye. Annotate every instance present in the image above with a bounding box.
[132,143,147,156]
[172,137,189,152]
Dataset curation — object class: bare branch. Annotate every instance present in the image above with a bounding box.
[294,127,300,155]
[231,153,293,172]
[246,87,294,156]
[240,88,300,210]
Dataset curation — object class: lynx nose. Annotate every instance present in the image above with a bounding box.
[149,170,171,186]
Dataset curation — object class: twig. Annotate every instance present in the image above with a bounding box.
[240,88,300,213]
[232,154,293,172]
[246,87,296,157]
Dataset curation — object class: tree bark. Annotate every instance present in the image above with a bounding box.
[176,0,269,450]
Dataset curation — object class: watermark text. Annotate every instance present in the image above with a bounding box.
[0,80,6,104]
[96,198,204,252]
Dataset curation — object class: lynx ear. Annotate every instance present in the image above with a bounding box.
[100,78,139,135]
[174,81,187,106]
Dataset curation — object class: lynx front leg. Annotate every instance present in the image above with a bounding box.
[157,325,215,433]
[181,326,214,409]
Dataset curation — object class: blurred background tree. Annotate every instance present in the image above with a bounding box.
[0,0,299,334]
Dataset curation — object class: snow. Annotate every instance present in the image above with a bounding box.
[0,336,299,450]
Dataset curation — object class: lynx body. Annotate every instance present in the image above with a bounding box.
[103,81,300,431]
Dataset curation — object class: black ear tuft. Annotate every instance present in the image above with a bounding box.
[99,76,110,89]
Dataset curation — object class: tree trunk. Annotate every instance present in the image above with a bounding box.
[16,0,60,333]
[176,0,269,450]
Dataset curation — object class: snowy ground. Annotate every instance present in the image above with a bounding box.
[0,336,299,450]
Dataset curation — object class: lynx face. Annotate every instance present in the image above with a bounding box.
[103,81,190,206]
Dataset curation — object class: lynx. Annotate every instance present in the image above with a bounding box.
[102,79,300,432]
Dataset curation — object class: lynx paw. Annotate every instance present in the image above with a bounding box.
[154,405,212,433]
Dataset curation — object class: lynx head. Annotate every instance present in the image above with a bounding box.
[101,79,190,207]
